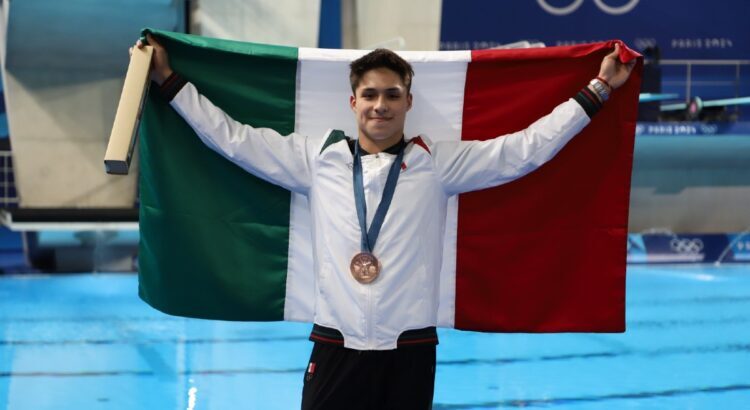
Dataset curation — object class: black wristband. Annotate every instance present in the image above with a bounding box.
[159,72,188,102]
[574,86,603,119]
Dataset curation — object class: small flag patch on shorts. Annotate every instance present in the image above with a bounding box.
[305,362,316,381]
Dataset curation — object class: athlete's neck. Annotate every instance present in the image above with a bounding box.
[358,133,404,154]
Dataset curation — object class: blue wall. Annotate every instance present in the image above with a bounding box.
[440,0,750,59]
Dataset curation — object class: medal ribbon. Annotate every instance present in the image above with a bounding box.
[352,139,406,254]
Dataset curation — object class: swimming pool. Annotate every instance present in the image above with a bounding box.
[1,264,748,409]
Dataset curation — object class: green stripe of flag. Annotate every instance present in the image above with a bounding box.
[138,29,298,321]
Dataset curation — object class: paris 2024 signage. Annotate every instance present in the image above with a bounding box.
[440,0,750,59]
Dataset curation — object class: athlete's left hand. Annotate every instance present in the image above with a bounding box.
[597,43,636,90]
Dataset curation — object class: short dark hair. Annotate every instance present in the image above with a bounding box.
[349,48,414,94]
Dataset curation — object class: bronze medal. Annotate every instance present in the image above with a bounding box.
[350,252,381,284]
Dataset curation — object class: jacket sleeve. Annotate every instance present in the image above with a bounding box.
[432,99,590,195]
[169,81,314,194]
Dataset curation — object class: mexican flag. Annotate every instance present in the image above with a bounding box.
[138,28,641,332]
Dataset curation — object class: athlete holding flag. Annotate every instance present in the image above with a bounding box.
[132,33,634,409]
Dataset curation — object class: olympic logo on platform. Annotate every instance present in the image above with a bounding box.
[669,238,704,254]
[536,0,640,16]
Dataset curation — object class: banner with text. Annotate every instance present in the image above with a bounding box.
[440,0,750,59]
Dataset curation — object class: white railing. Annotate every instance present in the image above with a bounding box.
[657,59,750,101]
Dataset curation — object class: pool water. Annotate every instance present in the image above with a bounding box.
[0,264,748,409]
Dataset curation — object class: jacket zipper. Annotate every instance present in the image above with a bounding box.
[363,153,390,349]
[366,283,374,348]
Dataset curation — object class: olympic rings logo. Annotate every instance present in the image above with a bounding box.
[536,0,640,16]
[669,238,704,254]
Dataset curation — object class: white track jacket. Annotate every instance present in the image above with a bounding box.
[170,82,590,350]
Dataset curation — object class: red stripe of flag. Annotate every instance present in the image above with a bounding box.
[454,41,641,332]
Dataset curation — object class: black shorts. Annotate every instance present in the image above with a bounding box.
[301,342,436,410]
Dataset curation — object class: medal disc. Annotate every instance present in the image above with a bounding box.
[350,252,381,284]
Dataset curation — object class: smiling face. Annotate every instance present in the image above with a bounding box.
[350,67,413,152]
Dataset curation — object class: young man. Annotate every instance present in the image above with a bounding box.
[133,34,633,409]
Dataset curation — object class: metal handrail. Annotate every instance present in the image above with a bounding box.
[658,59,750,65]
[652,59,750,102]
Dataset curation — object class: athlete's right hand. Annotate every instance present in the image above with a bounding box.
[129,33,173,86]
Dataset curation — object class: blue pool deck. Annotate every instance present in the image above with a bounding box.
[1,264,749,409]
